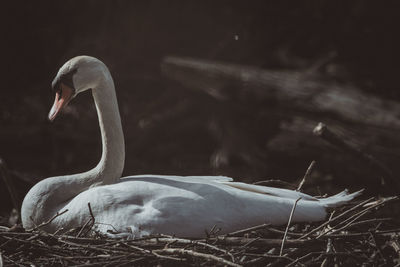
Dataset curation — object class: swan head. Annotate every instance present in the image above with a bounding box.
[49,56,107,121]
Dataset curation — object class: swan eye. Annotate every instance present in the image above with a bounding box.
[52,68,77,93]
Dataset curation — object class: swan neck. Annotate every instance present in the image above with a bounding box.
[92,75,125,184]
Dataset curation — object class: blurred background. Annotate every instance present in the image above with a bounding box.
[1,1,400,216]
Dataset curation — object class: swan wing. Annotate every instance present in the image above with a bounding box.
[131,175,317,201]
[219,181,318,201]
[121,175,362,206]
[121,174,233,183]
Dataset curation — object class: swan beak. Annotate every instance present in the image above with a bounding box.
[48,83,74,121]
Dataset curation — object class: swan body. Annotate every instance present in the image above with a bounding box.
[21,56,361,238]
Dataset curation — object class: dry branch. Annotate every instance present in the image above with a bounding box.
[297,161,316,191]
[162,56,400,130]
[30,209,69,231]
[280,198,301,255]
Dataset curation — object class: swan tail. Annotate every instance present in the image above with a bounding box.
[318,189,364,208]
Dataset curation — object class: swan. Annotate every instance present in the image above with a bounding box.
[21,56,361,238]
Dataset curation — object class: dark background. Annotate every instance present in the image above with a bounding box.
[1,1,400,214]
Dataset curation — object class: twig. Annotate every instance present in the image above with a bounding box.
[299,197,375,239]
[0,226,10,232]
[263,226,303,237]
[205,224,221,237]
[243,253,298,266]
[75,203,96,237]
[268,248,304,267]
[156,237,235,262]
[123,243,182,261]
[87,202,95,223]
[207,237,322,248]
[80,202,96,236]
[320,210,335,235]
[150,251,185,262]
[320,238,333,267]
[239,236,260,249]
[57,239,129,254]
[286,251,324,267]
[297,160,316,191]
[369,231,386,264]
[73,256,145,267]
[1,254,21,267]
[330,217,391,231]
[224,223,271,237]
[153,248,242,267]
[319,210,370,238]
[388,240,400,260]
[76,219,92,238]
[319,197,398,237]
[30,209,69,231]
[280,198,301,256]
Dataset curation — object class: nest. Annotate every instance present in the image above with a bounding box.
[0,196,399,266]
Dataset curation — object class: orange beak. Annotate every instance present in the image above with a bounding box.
[48,83,74,121]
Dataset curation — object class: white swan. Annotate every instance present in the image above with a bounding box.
[21,56,361,238]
